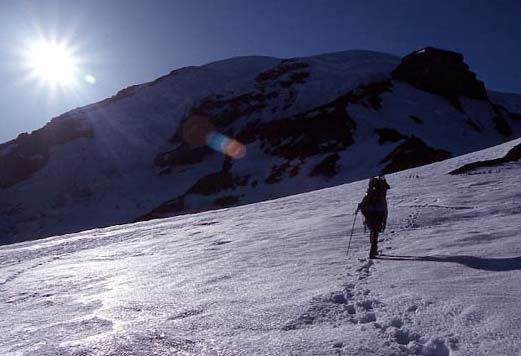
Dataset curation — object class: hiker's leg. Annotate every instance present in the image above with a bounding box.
[369,231,378,258]
[373,212,384,256]
[373,230,379,255]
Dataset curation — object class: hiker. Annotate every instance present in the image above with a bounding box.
[356,176,390,259]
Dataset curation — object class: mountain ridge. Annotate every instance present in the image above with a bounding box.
[1,47,521,243]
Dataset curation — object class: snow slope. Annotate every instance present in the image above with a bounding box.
[1,138,520,355]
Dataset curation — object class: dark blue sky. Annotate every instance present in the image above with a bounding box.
[1,0,520,142]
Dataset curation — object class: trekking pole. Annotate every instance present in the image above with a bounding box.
[346,211,358,257]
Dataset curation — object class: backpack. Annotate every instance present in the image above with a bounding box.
[358,177,388,218]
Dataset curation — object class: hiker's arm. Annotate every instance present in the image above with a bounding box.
[355,195,367,215]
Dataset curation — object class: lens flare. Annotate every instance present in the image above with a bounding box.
[226,139,247,159]
[84,74,97,84]
[206,132,246,159]
[181,115,246,159]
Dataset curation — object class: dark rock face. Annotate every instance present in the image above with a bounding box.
[153,81,388,180]
[449,143,521,175]
[244,96,357,160]
[255,59,309,83]
[135,196,186,222]
[309,153,340,178]
[154,145,212,170]
[392,47,488,102]
[213,195,242,207]
[192,91,278,127]
[142,81,392,221]
[465,119,482,132]
[493,116,513,137]
[491,105,513,137]
[0,116,93,189]
[188,170,235,196]
[153,59,314,174]
[375,128,407,145]
[380,136,452,174]
[410,115,423,124]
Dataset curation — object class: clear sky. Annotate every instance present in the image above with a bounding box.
[1,0,520,143]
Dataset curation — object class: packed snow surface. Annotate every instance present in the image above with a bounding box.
[1,138,520,355]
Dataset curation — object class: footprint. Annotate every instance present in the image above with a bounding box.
[281,291,357,331]
[380,318,454,356]
[356,259,374,280]
[358,312,376,323]
[414,337,451,356]
[332,341,344,348]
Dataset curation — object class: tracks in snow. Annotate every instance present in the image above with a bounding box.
[283,253,458,355]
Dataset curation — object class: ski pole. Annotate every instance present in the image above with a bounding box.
[346,211,358,257]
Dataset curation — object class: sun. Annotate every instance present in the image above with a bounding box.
[26,40,78,87]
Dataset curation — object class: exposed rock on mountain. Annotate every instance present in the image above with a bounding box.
[392,47,488,106]
[1,48,521,242]
[449,141,521,174]
[0,116,92,189]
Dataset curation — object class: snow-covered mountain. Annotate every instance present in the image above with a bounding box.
[1,47,521,243]
[1,137,520,355]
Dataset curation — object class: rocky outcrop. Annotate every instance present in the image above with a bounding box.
[152,60,315,173]
[154,145,212,174]
[392,47,488,105]
[375,128,407,145]
[491,104,513,137]
[380,136,452,174]
[449,142,521,175]
[141,81,394,220]
[0,116,93,189]
[309,153,340,178]
[255,59,310,83]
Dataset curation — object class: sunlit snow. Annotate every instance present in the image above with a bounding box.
[1,138,520,355]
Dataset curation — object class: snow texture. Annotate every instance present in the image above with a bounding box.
[1,138,520,355]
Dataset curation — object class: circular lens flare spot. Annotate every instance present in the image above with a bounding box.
[206,132,246,159]
[226,139,246,159]
[84,74,97,84]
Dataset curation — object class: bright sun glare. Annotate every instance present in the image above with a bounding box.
[26,40,78,86]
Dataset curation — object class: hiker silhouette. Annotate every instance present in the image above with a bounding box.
[356,176,390,259]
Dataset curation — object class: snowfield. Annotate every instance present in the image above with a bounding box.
[1,138,520,356]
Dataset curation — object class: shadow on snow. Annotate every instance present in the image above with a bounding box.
[378,254,521,272]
